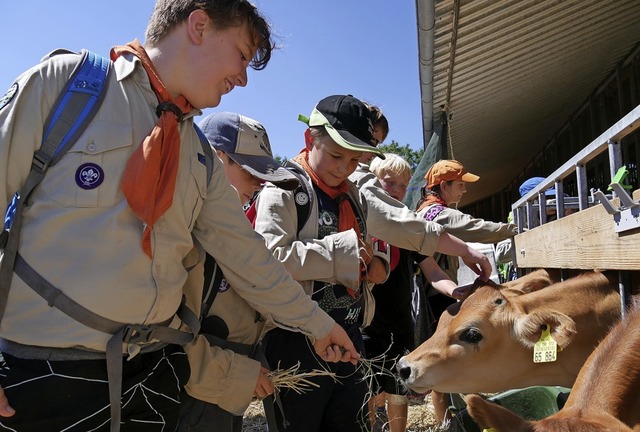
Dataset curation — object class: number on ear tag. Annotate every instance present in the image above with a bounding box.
[533,324,557,363]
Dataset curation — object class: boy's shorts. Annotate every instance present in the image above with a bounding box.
[0,345,189,431]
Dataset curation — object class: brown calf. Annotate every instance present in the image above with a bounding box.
[464,304,640,431]
[397,271,621,394]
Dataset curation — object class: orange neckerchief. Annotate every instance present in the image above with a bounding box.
[416,193,448,212]
[111,39,193,258]
[293,148,363,296]
[292,149,362,240]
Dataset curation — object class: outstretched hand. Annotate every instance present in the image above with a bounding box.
[313,324,360,365]
[461,247,491,281]
[0,386,15,417]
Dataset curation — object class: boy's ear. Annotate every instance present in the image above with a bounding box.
[304,129,314,151]
[187,9,210,45]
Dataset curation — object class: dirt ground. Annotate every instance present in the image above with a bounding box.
[242,393,449,432]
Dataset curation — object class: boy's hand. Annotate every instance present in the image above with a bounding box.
[460,247,491,281]
[313,324,360,365]
[358,238,373,266]
[0,386,15,417]
[254,367,275,399]
[365,257,387,284]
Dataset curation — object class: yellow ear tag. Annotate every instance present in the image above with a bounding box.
[533,324,557,363]
[482,429,496,432]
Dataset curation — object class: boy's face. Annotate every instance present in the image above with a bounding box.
[378,171,409,201]
[218,152,262,205]
[187,22,256,109]
[307,136,362,187]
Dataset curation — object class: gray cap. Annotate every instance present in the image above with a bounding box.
[198,112,299,190]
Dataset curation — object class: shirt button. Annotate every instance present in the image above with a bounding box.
[87,143,97,152]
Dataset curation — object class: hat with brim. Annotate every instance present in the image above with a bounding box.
[425,159,480,189]
[198,112,300,190]
[301,95,386,159]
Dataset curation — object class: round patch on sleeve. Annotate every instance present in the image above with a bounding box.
[0,83,18,111]
[75,163,105,189]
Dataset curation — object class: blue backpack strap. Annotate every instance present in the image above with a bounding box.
[0,49,111,320]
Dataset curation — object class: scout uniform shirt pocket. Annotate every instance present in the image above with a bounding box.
[184,152,207,231]
[36,122,133,208]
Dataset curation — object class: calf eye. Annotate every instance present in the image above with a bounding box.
[494,298,505,305]
[459,328,483,344]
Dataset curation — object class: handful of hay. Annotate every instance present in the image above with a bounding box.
[268,362,337,394]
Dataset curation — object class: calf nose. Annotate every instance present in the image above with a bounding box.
[396,358,412,381]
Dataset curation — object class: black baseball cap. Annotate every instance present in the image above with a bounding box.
[299,95,386,159]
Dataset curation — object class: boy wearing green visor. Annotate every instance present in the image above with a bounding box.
[253,95,390,432]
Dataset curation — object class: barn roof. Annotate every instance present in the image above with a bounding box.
[416,0,640,205]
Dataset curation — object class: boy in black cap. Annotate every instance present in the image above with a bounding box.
[179,112,310,432]
[252,94,393,432]
[253,95,494,432]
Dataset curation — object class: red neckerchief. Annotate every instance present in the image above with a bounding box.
[111,39,193,258]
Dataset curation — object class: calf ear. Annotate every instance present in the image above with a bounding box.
[465,394,534,432]
[513,310,577,349]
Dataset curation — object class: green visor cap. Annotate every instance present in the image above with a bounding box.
[299,110,386,159]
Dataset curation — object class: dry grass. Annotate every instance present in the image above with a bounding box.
[267,362,337,395]
[241,392,451,432]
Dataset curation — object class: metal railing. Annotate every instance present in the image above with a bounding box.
[512,104,640,231]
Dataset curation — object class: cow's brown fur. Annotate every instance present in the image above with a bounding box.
[397,271,621,394]
[464,304,640,431]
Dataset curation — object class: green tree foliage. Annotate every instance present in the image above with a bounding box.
[274,155,287,165]
[378,140,424,170]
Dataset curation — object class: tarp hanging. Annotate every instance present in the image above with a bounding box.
[403,112,448,210]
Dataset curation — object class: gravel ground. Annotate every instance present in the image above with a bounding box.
[242,393,450,432]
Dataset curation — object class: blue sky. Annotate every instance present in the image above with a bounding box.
[2,1,425,159]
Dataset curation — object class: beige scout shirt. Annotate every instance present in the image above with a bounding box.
[417,204,517,282]
[254,161,394,327]
[0,51,334,354]
[349,164,444,256]
[182,254,265,415]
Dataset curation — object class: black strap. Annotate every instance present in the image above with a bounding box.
[193,123,214,185]
[200,253,224,319]
[283,163,313,238]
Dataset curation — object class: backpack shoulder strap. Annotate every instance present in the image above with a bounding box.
[193,123,214,186]
[200,252,225,319]
[285,163,313,238]
[0,49,111,320]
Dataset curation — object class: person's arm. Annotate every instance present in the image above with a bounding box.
[418,256,474,300]
[418,256,458,297]
[428,206,518,243]
[434,232,491,280]
[193,157,358,360]
[253,183,363,290]
[355,171,445,256]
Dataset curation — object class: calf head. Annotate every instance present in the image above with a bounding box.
[397,279,577,394]
[464,305,640,431]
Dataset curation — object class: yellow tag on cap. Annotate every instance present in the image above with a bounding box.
[533,325,557,363]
